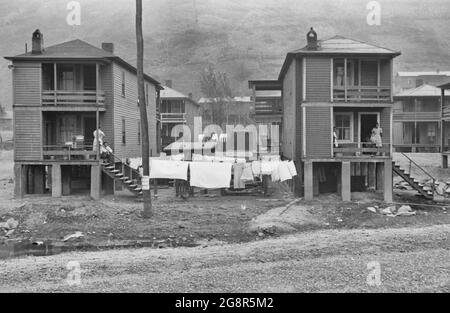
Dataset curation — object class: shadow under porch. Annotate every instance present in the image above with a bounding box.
[303,160,393,202]
[13,162,114,200]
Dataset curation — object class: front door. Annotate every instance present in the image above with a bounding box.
[84,117,96,146]
[359,113,379,144]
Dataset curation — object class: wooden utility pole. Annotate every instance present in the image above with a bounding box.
[136,0,152,218]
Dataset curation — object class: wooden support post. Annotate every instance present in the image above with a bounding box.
[53,63,57,106]
[14,164,26,198]
[153,179,158,197]
[304,161,313,201]
[51,164,62,197]
[341,161,351,201]
[384,160,393,203]
[90,164,101,200]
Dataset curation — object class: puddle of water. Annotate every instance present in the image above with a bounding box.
[0,239,199,260]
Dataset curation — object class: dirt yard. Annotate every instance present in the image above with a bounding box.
[0,150,449,255]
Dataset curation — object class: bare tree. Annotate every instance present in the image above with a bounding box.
[199,65,233,127]
[136,0,152,218]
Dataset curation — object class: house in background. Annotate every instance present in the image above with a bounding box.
[159,80,200,149]
[5,29,161,199]
[248,80,282,154]
[0,109,13,131]
[395,71,450,93]
[198,96,254,127]
[438,82,450,167]
[393,84,450,152]
[260,28,404,202]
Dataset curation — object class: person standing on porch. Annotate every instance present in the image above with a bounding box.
[93,126,105,152]
[333,127,339,148]
[371,123,383,155]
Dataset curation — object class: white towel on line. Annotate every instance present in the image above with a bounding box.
[189,162,232,189]
[278,161,293,182]
[149,160,188,180]
[287,161,297,177]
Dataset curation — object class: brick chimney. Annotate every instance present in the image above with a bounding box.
[165,80,173,88]
[31,29,44,54]
[306,27,318,50]
[101,42,114,53]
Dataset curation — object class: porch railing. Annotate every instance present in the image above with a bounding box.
[334,142,391,157]
[160,113,186,123]
[43,145,98,160]
[333,86,391,102]
[42,90,105,106]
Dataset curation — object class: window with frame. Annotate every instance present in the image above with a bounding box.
[334,112,353,142]
[121,71,126,97]
[122,118,126,144]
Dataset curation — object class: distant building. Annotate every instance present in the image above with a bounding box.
[159,81,200,149]
[393,84,450,152]
[439,81,450,167]
[0,110,13,131]
[395,71,450,93]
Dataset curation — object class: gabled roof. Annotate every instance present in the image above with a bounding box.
[160,86,198,106]
[438,81,450,90]
[6,39,114,59]
[4,39,161,87]
[198,96,252,104]
[395,84,450,97]
[398,71,450,77]
[279,35,401,80]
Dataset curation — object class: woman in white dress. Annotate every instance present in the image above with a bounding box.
[371,123,383,155]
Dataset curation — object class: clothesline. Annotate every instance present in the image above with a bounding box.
[145,158,297,190]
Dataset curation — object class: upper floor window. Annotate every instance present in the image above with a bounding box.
[360,60,378,86]
[334,59,359,87]
[121,71,126,97]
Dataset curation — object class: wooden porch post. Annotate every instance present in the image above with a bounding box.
[341,161,351,201]
[384,160,393,203]
[344,58,347,102]
[95,63,100,161]
[53,63,57,105]
[304,161,313,201]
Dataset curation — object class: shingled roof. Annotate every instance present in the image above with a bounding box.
[395,84,450,97]
[279,35,401,80]
[5,39,161,86]
[160,86,198,106]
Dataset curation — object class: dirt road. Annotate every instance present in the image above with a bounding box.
[0,224,449,292]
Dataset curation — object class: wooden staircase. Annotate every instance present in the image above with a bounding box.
[392,153,435,200]
[101,155,143,197]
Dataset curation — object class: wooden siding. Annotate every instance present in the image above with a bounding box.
[295,58,303,161]
[282,60,295,159]
[112,62,158,160]
[304,106,331,158]
[13,62,41,106]
[305,57,331,102]
[14,107,42,161]
[100,64,114,149]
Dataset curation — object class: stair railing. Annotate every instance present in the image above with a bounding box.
[400,152,436,196]
[103,151,142,187]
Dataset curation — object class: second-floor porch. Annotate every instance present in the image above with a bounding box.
[332,58,392,103]
[41,63,106,108]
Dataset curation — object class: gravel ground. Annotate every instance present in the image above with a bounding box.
[0,224,449,292]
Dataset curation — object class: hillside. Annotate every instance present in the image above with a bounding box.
[1,0,450,109]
